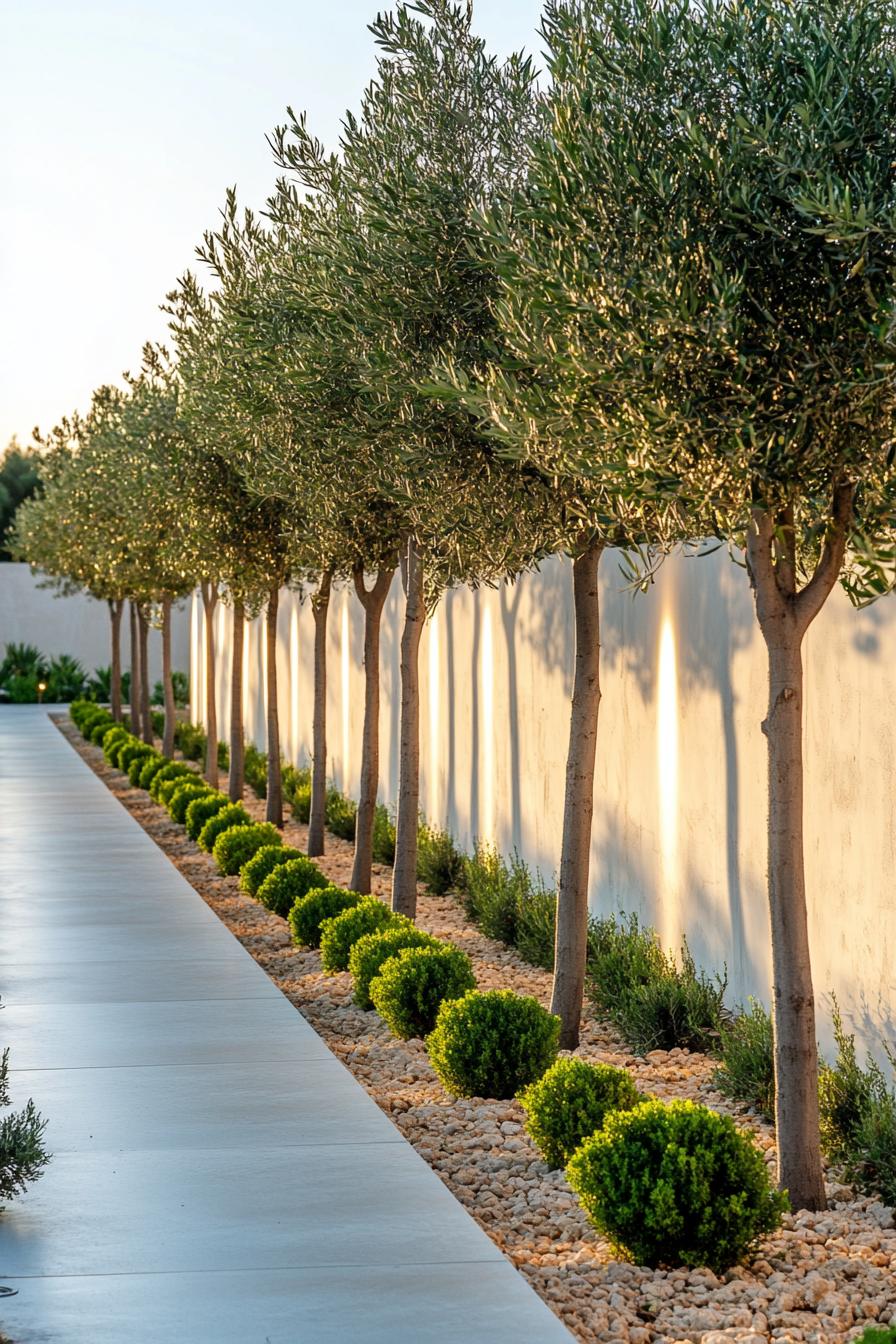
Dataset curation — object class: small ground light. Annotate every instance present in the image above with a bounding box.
[37,681,47,704]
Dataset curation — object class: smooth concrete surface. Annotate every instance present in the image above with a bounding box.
[196,551,896,1064]
[0,709,572,1344]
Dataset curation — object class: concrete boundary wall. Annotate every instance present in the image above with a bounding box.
[189,550,896,1063]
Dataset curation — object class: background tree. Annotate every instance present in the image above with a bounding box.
[0,440,41,562]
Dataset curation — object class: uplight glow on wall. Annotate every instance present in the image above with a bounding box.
[190,595,202,721]
[289,603,300,761]
[428,615,441,822]
[481,604,495,843]
[341,600,351,786]
[657,613,680,928]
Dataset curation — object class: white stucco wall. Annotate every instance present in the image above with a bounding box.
[0,563,191,686]
[190,551,896,1064]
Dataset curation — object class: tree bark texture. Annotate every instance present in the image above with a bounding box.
[746,487,853,1212]
[551,541,604,1050]
[265,585,283,827]
[229,599,245,802]
[137,605,152,746]
[200,581,219,788]
[351,563,395,893]
[129,600,141,733]
[109,599,124,722]
[161,596,176,758]
[392,540,425,917]
[307,569,332,858]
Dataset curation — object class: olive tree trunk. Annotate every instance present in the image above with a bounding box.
[351,563,395,893]
[551,540,604,1050]
[391,540,425,917]
[108,599,124,722]
[137,605,153,746]
[229,599,245,802]
[200,581,219,788]
[265,585,283,827]
[161,595,176,758]
[128,599,141,733]
[308,569,332,858]
[746,489,852,1212]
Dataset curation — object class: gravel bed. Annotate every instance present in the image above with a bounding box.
[60,719,896,1344]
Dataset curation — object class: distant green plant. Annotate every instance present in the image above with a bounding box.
[244,742,268,799]
[152,671,189,709]
[256,856,327,919]
[417,821,463,894]
[239,844,304,898]
[349,924,437,1010]
[197,804,251,854]
[372,804,396,865]
[326,787,357,841]
[285,765,311,822]
[427,989,560,1100]
[288,885,361,948]
[519,1058,644,1169]
[713,999,775,1121]
[370,943,476,1040]
[319,897,397,974]
[567,1100,787,1273]
[175,720,207,763]
[213,822,282,876]
[45,653,87,702]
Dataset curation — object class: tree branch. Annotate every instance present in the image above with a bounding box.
[794,480,855,632]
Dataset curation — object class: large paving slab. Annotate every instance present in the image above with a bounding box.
[0,708,572,1344]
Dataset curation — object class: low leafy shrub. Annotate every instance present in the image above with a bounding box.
[319,897,397,974]
[217,740,229,771]
[149,761,192,803]
[461,844,555,966]
[856,1329,896,1343]
[290,774,311,823]
[519,1058,644,1169]
[515,885,557,972]
[213,822,282,876]
[175,720,207,762]
[288,885,361,948]
[427,989,560,1099]
[108,733,139,768]
[0,1043,51,1208]
[152,670,189,708]
[712,999,775,1121]
[819,1003,896,1206]
[239,844,305,898]
[101,725,130,761]
[349,925,437,1010]
[89,717,115,745]
[168,780,212,824]
[128,749,160,786]
[417,821,463,894]
[138,754,169,789]
[326,787,357,840]
[158,771,200,807]
[70,698,92,729]
[372,804,396,865]
[151,709,165,737]
[118,741,154,774]
[197,804,251,853]
[256,856,327,919]
[370,943,476,1040]
[244,743,268,799]
[185,791,230,841]
[282,764,309,819]
[588,919,728,1054]
[566,1099,787,1273]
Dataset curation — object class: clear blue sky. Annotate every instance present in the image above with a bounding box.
[0,0,545,449]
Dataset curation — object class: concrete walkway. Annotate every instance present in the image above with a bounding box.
[0,709,572,1344]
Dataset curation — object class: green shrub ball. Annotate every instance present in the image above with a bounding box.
[157,771,200,807]
[197,804,251,853]
[519,1058,643,1169]
[256,857,327,919]
[212,822,282,877]
[101,726,130,762]
[168,780,212,825]
[427,989,560,1100]
[89,717,115,745]
[138,754,169,790]
[319,898,397,974]
[126,749,158,786]
[239,844,304,898]
[370,943,476,1040]
[288,885,361,948]
[149,761,192,803]
[349,925,438,1011]
[185,792,230,841]
[566,1099,788,1273]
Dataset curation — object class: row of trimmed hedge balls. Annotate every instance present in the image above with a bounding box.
[72,701,787,1274]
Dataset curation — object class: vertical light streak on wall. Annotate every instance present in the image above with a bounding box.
[190,593,201,722]
[657,613,680,943]
[290,602,300,762]
[341,600,351,788]
[216,602,228,739]
[242,614,251,739]
[428,614,441,823]
[481,604,495,843]
[260,611,268,746]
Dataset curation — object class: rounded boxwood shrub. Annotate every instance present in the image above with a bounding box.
[319,897,397,973]
[370,943,476,1040]
[518,1058,644,1169]
[240,844,304,898]
[110,734,140,768]
[213,822,282,877]
[288,885,361,948]
[566,1099,788,1273]
[427,989,560,1099]
[168,780,212,824]
[101,725,130,761]
[185,791,230,841]
[89,717,115,745]
[119,741,154,773]
[349,925,438,1011]
[256,856,327,919]
[197,803,251,853]
[137,753,168,789]
[126,749,158,786]
[149,761,192,803]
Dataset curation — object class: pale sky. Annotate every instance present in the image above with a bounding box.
[0,0,545,449]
